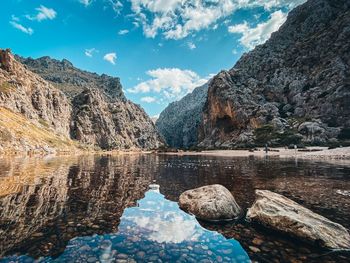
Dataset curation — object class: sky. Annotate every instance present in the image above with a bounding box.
[0,0,305,117]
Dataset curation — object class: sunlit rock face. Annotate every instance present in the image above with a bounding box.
[0,49,73,153]
[199,0,350,148]
[0,155,152,258]
[18,54,164,150]
[0,50,71,137]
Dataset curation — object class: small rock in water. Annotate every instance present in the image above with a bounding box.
[148,255,159,261]
[136,251,145,259]
[87,256,98,263]
[117,253,128,259]
[252,238,263,246]
[221,248,233,255]
[32,232,44,238]
[249,246,261,253]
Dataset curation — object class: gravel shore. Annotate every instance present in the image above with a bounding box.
[160,147,350,161]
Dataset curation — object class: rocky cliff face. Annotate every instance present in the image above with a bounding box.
[156,83,208,148]
[0,49,163,152]
[199,0,350,148]
[71,89,163,149]
[0,49,77,153]
[0,50,71,136]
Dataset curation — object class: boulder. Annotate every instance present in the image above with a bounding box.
[179,184,242,221]
[246,190,350,249]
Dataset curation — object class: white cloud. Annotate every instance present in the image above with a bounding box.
[141,96,157,103]
[129,0,305,40]
[228,10,287,49]
[79,0,93,6]
[26,5,57,22]
[11,15,20,22]
[103,52,117,65]
[10,21,33,35]
[122,189,200,244]
[108,0,123,14]
[187,42,196,50]
[85,48,98,57]
[118,29,129,35]
[129,213,198,243]
[250,0,306,10]
[128,68,209,100]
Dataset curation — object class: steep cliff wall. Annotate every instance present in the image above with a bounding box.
[156,83,208,148]
[0,49,77,153]
[199,0,350,148]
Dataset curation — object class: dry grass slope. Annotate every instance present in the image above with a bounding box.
[0,107,78,153]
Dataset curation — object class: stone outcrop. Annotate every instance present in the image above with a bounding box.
[0,49,71,137]
[71,89,163,150]
[246,190,350,249]
[179,184,242,221]
[156,83,208,148]
[0,49,163,152]
[199,0,350,148]
[0,49,76,153]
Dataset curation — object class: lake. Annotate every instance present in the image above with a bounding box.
[0,154,349,262]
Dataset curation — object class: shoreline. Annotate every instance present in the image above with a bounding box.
[158,146,350,161]
[1,147,350,163]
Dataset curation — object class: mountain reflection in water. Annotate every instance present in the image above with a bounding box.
[0,154,349,262]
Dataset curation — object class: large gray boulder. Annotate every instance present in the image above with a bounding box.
[247,190,350,249]
[179,184,242,221]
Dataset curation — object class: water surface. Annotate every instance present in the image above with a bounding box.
[0,154,349,262]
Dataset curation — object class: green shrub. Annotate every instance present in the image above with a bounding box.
[277,130,302,145]
[253,125,276,145]
[338,128,350,140]
[253,125,302,146]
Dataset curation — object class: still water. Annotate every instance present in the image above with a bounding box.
[0,154,349,262]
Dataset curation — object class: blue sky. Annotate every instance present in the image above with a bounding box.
[1,0,305,117]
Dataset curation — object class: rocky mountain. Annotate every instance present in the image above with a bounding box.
[198,0,350,148]
[156,83,208,148]
[16,55,124,99]
[0,49,163,153]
